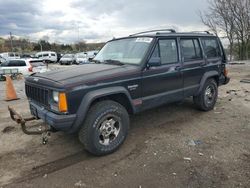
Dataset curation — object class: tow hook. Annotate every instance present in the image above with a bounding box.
[8,106,52,145]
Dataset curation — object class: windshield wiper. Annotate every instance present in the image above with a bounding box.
[103,59,124,66]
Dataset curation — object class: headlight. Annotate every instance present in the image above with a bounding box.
[52,91,59,103]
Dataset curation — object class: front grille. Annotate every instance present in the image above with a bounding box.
[25,84,49,106]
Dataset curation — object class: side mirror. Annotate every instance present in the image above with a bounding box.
[148,57,161,67]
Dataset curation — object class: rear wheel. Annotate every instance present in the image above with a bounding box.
[193,78,218,111]
[78,100,129,156]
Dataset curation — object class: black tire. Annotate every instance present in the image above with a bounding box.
[193,78,218,111]
[78,100,129,156]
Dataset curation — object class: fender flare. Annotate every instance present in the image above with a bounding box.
[69,86,134,133]
[195,71,219,96]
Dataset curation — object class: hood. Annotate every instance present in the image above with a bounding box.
[28,63,140,89]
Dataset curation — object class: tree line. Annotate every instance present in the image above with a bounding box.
[200,0,250,61]
[0,37,105,54]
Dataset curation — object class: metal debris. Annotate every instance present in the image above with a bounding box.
[184,157,192,161]
[74,180,86,187]
[198,152,204,156]
[2,126,15,133]
[240,79,250,84]
[187,139,202,146]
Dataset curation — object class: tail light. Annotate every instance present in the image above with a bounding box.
[28,66,33,72]
[224,67,228,77]
[28,61,33,72]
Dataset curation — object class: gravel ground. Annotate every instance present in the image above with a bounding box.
[0,62,249,188]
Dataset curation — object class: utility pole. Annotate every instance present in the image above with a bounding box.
[39,41,42,52]
[9,32,13,52]
[77,24,80,52]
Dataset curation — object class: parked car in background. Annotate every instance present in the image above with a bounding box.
[59,54,75,65]
[28,59,49,73]
[0,52,20,60]
[35,51,57,63]
[20,53,37,59]
[85,50,98,61]
[74,52,88,64]
[0,58,48,76]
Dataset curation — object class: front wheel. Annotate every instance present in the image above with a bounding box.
[78,100,129,156]
[193,78,218,111]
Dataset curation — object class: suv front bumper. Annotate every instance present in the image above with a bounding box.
[29,101,76,132]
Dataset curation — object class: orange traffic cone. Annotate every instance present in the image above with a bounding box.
[5,75,19,101]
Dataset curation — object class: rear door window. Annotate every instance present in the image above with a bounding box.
[202,38,221,58]
[180,39,202,61]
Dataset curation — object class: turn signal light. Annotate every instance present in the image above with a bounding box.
[58,93,68,112]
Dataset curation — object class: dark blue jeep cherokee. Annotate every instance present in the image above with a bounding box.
[10,29,230,155]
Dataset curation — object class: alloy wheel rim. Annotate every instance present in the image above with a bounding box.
[98,115,121,146]
[205,85,215,105]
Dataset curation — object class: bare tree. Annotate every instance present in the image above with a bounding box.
[200,0,250,60]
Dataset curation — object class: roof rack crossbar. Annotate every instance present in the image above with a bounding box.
[189,31,211,34]
[129,29,176,36]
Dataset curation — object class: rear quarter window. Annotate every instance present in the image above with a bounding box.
[202,38,221,58]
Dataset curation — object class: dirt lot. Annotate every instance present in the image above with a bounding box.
[0,63,249,188]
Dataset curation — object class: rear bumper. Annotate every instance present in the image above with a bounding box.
[29,101,76,132]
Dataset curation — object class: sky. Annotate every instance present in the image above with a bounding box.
[0,0,209,44]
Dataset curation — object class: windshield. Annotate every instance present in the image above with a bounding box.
[94,37,153,65]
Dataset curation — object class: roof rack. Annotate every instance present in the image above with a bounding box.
[189,31,211,34]
[129,29,176,36]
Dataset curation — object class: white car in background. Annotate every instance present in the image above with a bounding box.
[35,51,57,63]
[59,54,75,65]
[74,52,88,64]
[0,59,48,76]
[0,52,20,60]
[76,51,99,64]
[85,50,98,60]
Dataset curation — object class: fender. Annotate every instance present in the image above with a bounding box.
[69,86,134,133]
[195,71,219,96]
